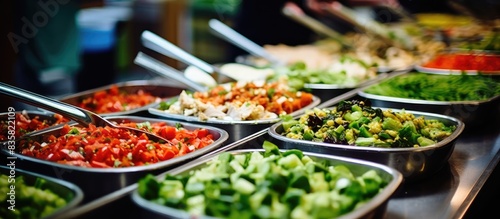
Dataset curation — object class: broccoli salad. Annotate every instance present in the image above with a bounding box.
[280,100,456,148]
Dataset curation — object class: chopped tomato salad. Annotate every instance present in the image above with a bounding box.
[78,85,161,113]
[0,112,69,141]
[20,122,215,168]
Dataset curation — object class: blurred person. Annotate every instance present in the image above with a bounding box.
[10,0,112,102]
[11,0,82,99]
[228,0,400,60]
[228,0,461,61]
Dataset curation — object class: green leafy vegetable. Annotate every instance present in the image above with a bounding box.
[364,72,500,101]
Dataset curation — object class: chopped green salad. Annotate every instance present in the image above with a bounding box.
[138,141,389,219]
[280,100,456,148]
[0,174,69,219]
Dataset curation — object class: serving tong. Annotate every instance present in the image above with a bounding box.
[208,19,286,67]
[0,82,169,143]
[323,2,415,51]
[141,30,231,84]
[281,2,352,50]
[133,51,208,92]
[141,30,275,85]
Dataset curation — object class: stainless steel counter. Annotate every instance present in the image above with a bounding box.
[385,125,500,219]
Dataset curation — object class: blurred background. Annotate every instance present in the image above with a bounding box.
[0,0,242,109]
[0,0,498,109]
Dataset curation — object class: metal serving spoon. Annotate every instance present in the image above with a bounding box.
[207,19,286,67]
[282,2,352,50]
[141,30,276,84]
[0,82,169,143]
[134,51,208,92]
[324,1,415,50]
[141,30,231,83]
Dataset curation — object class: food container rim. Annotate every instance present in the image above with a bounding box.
[131,148,403,219]
[147,95,321,125]
[358,89,500,105]
[303,70,394,89]
[437,48,500,55]
[58,79,185,117]
[414,65,500,75]
[0,165,84,218]
[268,107,465,152]
[2,117,229,173]
[358,70,500,104]
[415,50,500,75]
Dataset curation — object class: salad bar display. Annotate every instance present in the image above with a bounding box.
[1,9,499,219]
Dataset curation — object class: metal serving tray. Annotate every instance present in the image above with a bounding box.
[131,148,403,219]
[268,108,465,182]
[414,51,500,75]
[0,166,83,219]
[0,110,70,140]
[414,65,500,75]
[357,73,500,128]
[148,95,321,144]
[0,117,228,203]
[358,92,500,128]
[58,80,186,117]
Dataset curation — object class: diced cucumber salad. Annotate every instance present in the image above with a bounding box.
[0,174,69,219]
[138,141,388,219]
[281,100,456,148]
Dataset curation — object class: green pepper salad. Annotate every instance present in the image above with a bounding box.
[138,141,389,219]
[280,100,456,148]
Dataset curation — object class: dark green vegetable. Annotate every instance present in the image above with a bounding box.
[363,72,500,101]
[282,100,456,148]
[137,141,388,219]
